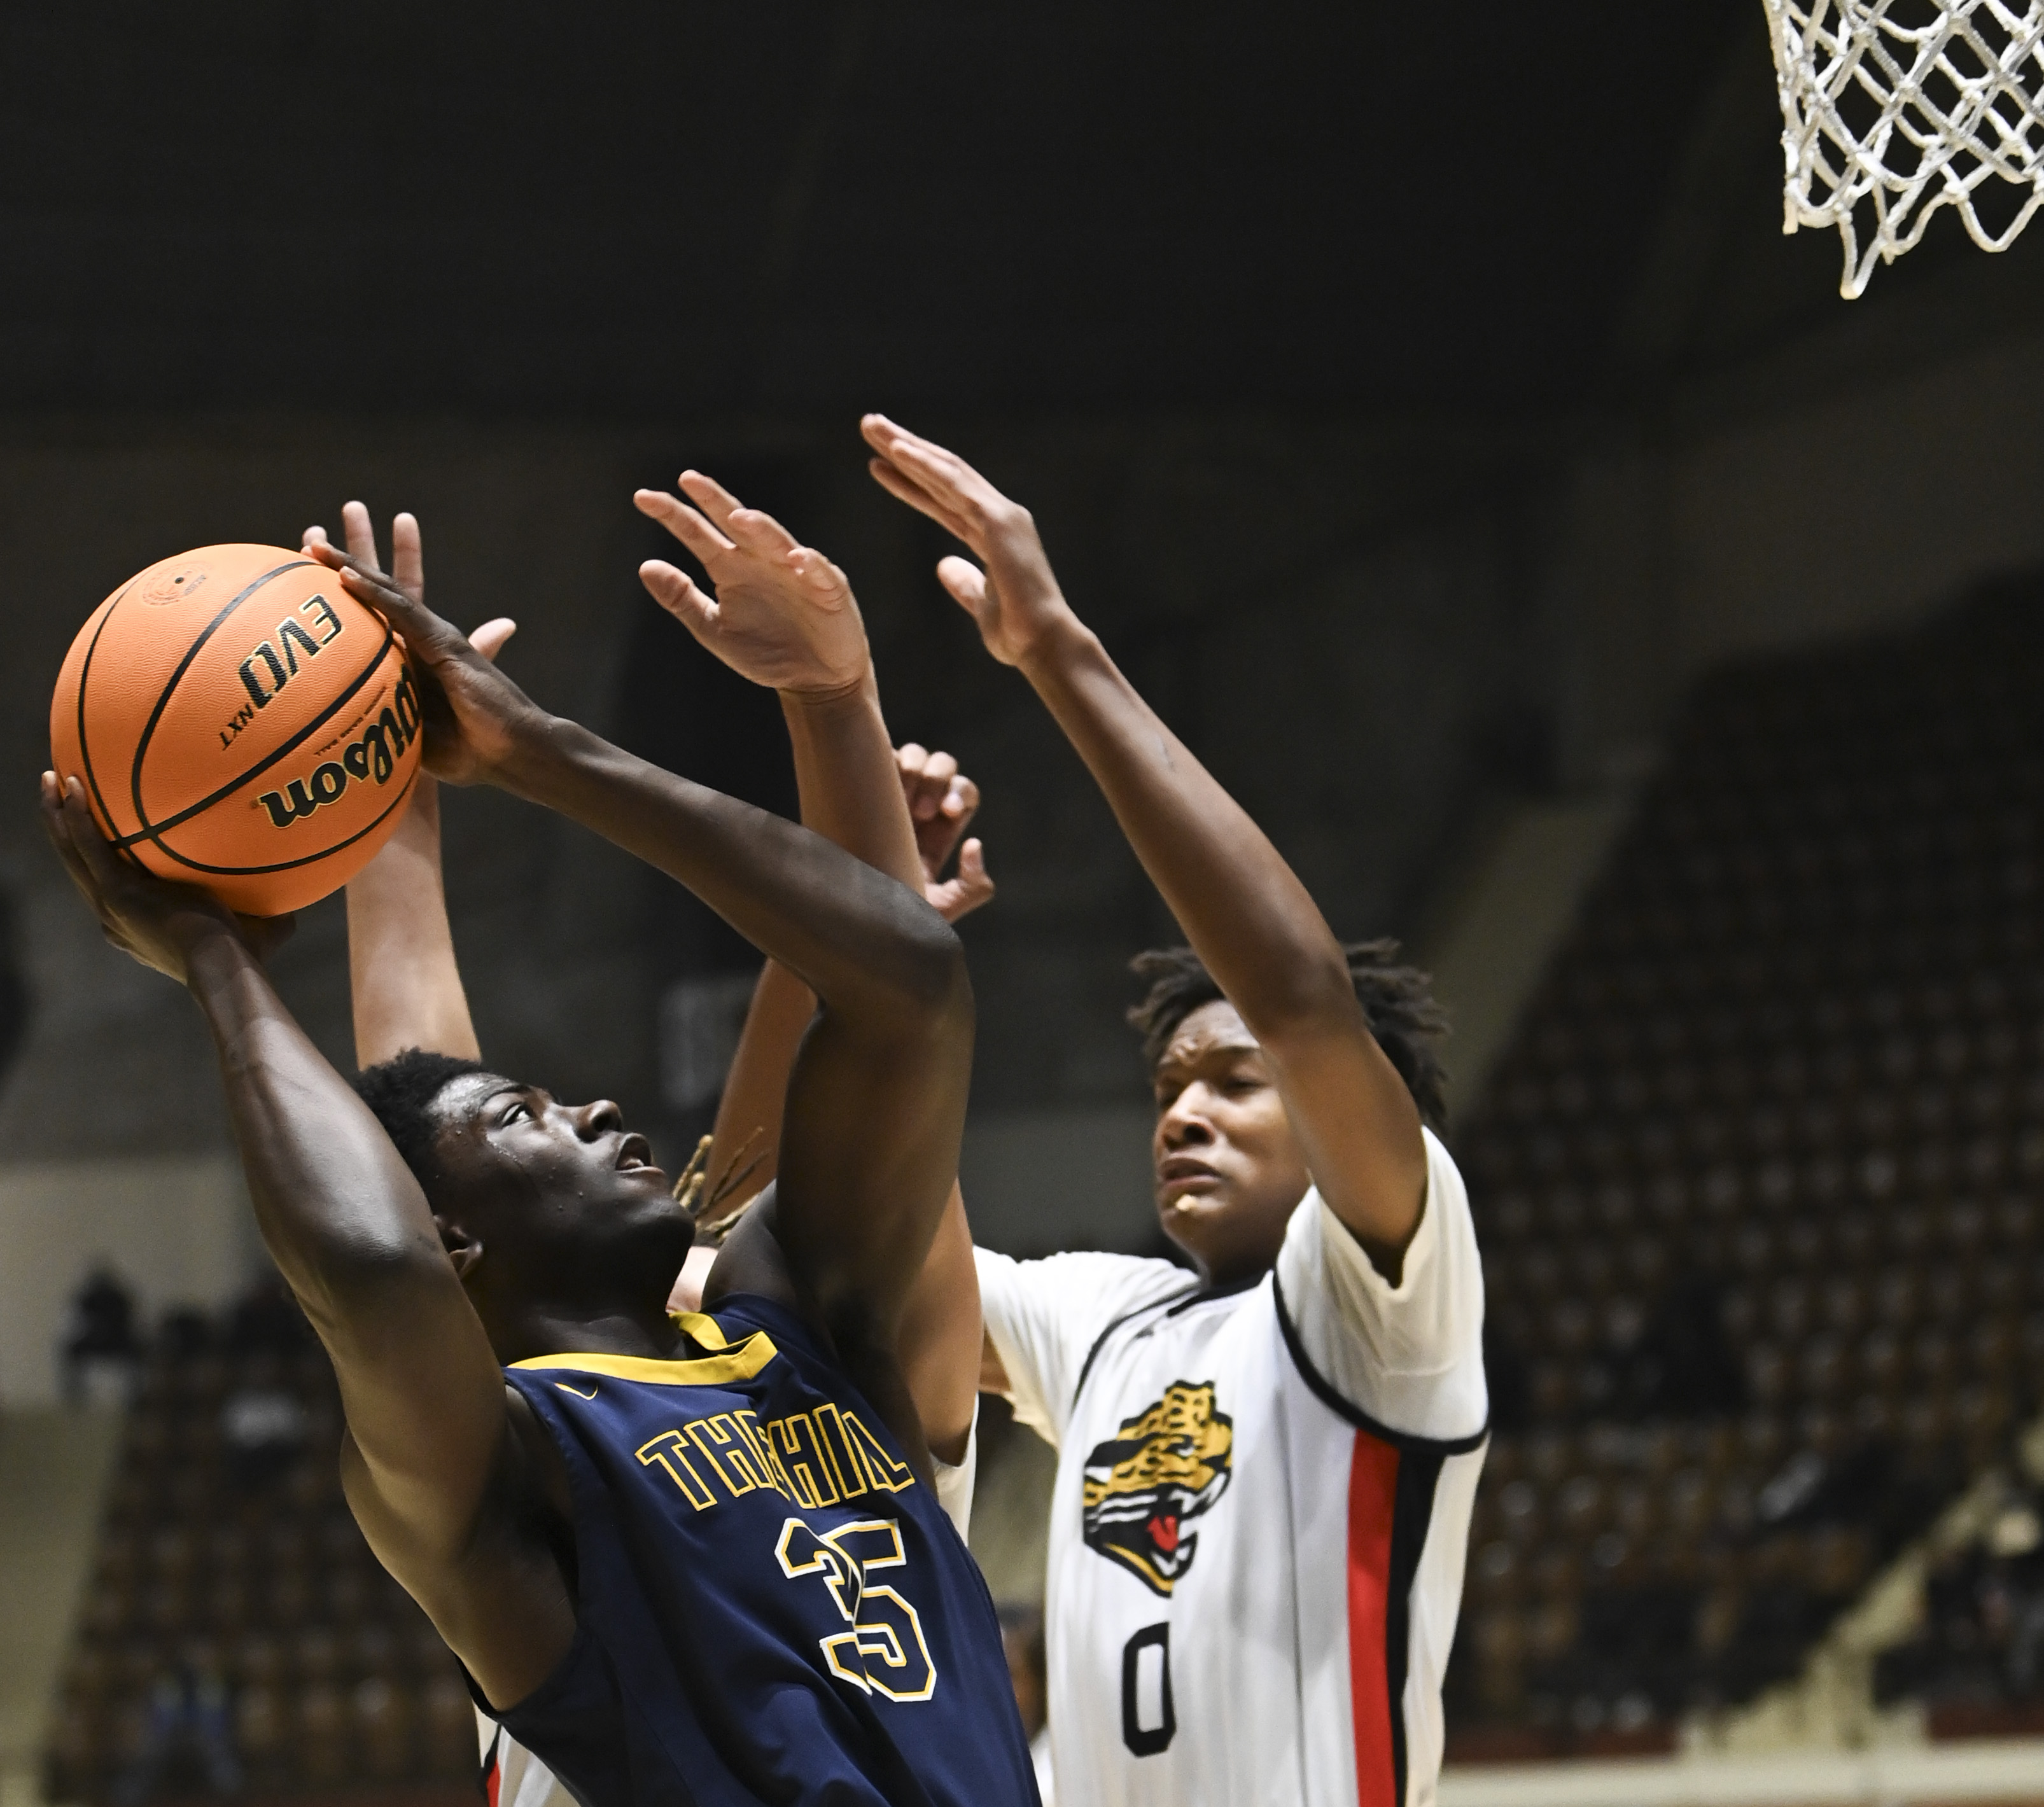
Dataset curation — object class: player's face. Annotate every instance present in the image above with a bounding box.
[1150,1000,1311,1285]
[427,1073,690,1315]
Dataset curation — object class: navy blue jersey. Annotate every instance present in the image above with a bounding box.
[481,1294,1039,1807]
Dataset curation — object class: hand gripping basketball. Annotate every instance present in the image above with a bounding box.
[39,772,293,986]
[300,540,549,788]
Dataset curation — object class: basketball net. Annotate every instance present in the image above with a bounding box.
[1764,0,2044,296]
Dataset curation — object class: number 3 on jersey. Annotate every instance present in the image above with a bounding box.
[776,1517,937,1701]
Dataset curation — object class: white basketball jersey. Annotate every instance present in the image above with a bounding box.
[977,1128,1487,1807]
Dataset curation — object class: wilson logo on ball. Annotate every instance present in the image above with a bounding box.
[256,666,423,829]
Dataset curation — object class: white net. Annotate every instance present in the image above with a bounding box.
[1764,0,2044,296]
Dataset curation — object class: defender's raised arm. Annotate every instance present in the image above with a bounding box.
[863,414,1425,1272]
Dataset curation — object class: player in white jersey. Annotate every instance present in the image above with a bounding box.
[864,417,1488,1807]
[320,488,996,1804]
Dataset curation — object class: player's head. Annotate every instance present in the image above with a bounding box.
[352,1048,689,1356]
[1128,942,1447,1281]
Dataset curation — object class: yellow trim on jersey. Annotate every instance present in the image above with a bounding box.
[511,1311,777,1388]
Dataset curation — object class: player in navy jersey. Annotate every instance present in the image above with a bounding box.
[41,512,1038,1806]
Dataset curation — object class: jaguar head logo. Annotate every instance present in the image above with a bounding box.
[1081,1380,1233,1596]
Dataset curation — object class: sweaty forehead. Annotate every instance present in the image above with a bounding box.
[1159,1000,1261,1068]
[428,1070,524,1133]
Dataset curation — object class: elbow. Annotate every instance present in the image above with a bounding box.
[284,1224,454,1332]
[883,896,974,1024]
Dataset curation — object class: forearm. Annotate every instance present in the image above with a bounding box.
[703,959,813,1217]
[781,678,926,891]
[782,681,978,1456]
[1018,624,1355,1031]
[500,718,962,1031]
[346,777,482,1066]
[190,934,451,1327]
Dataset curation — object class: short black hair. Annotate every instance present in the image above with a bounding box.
[1127,940,1450,1131]
[351,1048,496,1202]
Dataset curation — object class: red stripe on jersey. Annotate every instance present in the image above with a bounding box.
[1347,1430,1402,1807]
[483,1727,501,1807]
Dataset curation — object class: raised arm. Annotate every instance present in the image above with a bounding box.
[864,415,1426,1267]
[39,777,564,1710]
[311,504,514,1069]
[307,536,975,1364]
[633,475,991,1456]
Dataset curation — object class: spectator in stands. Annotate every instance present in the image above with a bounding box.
[219,1378,309,1493]
[111,1658,241,1806]
[223,1272,311,1358]
[59,1264,141,1406]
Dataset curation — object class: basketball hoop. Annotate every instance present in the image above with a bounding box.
[1763,0,2044,297]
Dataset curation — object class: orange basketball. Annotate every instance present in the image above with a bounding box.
[49,545,424,916]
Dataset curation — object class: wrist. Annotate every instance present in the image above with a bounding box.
[776,660,876,713]
[487,710,575,798]
[1014,607,1098,684]
[181,917,258,995]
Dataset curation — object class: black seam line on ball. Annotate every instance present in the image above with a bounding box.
[116,622,397,852]
[73,583,137,841]
[146,766,417,877]
[121,559,316,845]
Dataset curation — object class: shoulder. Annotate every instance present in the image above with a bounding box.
[976,1245,1189,1309]
[1272,1129,1487,1441]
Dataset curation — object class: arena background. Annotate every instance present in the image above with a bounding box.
[3,3,2043,1802]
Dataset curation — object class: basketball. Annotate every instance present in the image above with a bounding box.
[48,544,424,917]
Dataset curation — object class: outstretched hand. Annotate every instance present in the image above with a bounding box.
[635,473,869,697]
[861,415,1077,669]
[303,510,545,786]
[896,743,993,922]
[39,773,293,984]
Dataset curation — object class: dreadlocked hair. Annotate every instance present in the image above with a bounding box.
[1126,940,1450,1131]
[351,1047,496,1203]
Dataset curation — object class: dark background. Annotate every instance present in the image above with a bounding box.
[1,0,2041,1268]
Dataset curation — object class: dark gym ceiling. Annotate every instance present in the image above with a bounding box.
[1,1,1775,422]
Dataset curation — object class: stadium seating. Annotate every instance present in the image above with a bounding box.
[1447,573,2044,1752]
[44,1298,478,1804]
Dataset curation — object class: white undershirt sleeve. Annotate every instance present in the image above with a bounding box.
[1273,1126,1487,1442]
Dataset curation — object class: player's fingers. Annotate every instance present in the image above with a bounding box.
[391,512,424,598]
[311,545,468,662]
[39,772,99,901]
[676,470,748,531]
[913,749,959,820]
[634,489,737,563]
[640,562,720,638]
[896,743,930,781]
[932,839,995,923]
[57,777,132,896]
[340,500,383,574]
[946,772,981,825]
[935,556,990,615]
[787,547,851,599]
[468,618,517,663]
[862,415,998,515]
[724,506,801,559]
[866,457,975,544]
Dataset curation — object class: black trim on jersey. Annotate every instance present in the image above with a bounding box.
[1071,1288,1198,1412]
[1385,1446,1445,1806]
[1270,1273,1489,1455]
[1068,1266,1266,1412]
[479,1720,501,1803]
